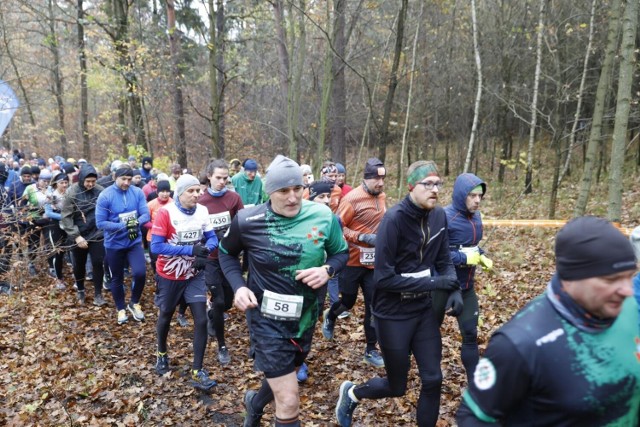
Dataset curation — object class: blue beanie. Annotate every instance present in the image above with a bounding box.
[244,159,258,171]
[336,163,346,174]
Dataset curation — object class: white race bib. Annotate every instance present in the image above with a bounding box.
[209,211,231,230]
[177,228,202,245]
[118,210,137,224]
[359,246,375,265]
[401,269,431,278]
[260,290,303,321]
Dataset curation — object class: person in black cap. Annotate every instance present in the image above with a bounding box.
[140,156,153,183]
[457,216,640,426]
[96,165,150,324]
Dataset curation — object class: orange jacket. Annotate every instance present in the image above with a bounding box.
[336,185,386,268]
[145,197,173,242]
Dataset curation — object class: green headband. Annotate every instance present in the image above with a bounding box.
[407,161,439,188]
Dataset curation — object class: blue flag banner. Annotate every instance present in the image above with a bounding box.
[0,80,20,137]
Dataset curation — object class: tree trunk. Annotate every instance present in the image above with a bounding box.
[215,0,225,157]
[330,0,346,164]
[557,0,598,187]
[607,0,638,222]
[48,0,68,158]
[207,0,221,158]
[463,0,483,173]
[166,0,187,167]
[110,0,147,152]
[377,0,408,163]
[524,0,546,194]
[574,0,622,216]
[397,2,423,199]
[272,0,290,152]
[289,0,306,160]
[77,0,90,161]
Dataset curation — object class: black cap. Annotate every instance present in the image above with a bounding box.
[309,181,333,201]
[363,158,386,179]
[555,216,637,280]
[157,180,171,193]
[20,165,32,176]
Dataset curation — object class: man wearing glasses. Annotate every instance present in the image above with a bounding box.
[335,160,462,427]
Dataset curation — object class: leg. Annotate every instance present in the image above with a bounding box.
[361,269,378,353]
[266,373,300,422]
[127,244,147,304]
[88,242,105,296]
[71,246,88,292]
[411,308,443,427]
[105,248,127,311]
[458,289,480,382]
[189,301,208,370]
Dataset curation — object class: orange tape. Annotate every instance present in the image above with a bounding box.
[483,219,632,236]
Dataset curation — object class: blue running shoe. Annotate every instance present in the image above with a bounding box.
[297,362,308,383]
[336,381,358,426]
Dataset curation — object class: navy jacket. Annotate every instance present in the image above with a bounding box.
[444,173,486,290]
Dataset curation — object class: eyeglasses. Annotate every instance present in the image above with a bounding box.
[416,181,444,190]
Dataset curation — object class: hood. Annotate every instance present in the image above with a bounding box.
[451,173,485,214]
[78,164,98,189]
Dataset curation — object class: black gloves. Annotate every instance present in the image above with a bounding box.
[445,289,464,317]
[191,244,211,258]
[126,218,139,240]
[192,256,208,271]
[358,233,377,246]
[426,276,459,292]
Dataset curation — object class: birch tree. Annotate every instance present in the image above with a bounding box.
[524,0,546,194]
[463,0,482,173]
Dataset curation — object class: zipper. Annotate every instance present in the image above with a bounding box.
[419,211,430,263]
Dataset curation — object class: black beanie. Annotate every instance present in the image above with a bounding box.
[555,216,637,280]
[115,166,134,178]
[157,180,171,193]
[20,165,32,176]
[309,181,333,201]
[363,158,386,179]
[30,165,40,175]
[142,156,153,167]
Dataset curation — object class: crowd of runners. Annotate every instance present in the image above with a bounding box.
[0,148,638,426]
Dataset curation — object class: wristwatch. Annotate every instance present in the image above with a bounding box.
[323,264,336,278]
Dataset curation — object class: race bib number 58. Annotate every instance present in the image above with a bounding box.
[261,290,303,321]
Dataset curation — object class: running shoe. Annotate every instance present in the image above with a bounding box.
[338,311,350,319]
[127,302,145,321]
[93,294,107,307]
[243,390,263,427]
[218,346,231,366]
[28,263,37,277]
[363,350,385,368]
[85,272,93,281]
[156,354,170,375]
[336,381,358,427]
[54,280,67,291]
[103,275,110,291]
[117,309,128,325]
[297,362,308,383]
[77,290,86,305]
[176,313,189,327]
[322,308,335,340]
[190,369,217,391]
[48,267,57,278]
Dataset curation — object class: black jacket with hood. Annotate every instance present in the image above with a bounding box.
[60,165,104,242]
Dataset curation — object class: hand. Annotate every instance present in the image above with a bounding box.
[479,254,493,271]
[426,276,459,292]
[234,286,258,312]
[75,236,88,249]
[192,256,208,271]
[295,266,330,289]
[126,218,139,240]
[192,244,210,258]
[358,233,377,246]
[445,289,463,317]
[460,247,480,265]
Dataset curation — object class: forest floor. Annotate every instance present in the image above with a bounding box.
[1,176,637,426]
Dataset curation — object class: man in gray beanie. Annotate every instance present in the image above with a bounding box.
[219,154,349,427]
[458,216,640,426]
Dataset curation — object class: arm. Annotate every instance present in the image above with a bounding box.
[456,334,530,426]
[135,189,151,224]
[202,229,218,252]
[95,192,127,232]
[218,216,246,292]
[59,189,80,238]
[44,203,61,220]
[336,199,359,243]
